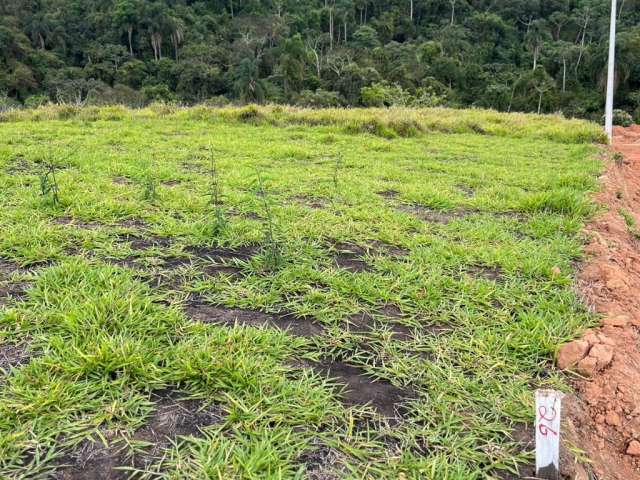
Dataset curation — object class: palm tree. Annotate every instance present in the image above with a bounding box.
[113,0,141,56]
[168,16,185,61]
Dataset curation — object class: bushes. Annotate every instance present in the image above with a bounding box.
[296,89,344,108]
[0,93,21,112]
[360,82,444,108]
[24,94,49,108]
[613,109,633,127]
[141,84,177,104]
[602,109,633,127]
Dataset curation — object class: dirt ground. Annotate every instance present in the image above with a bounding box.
[563,125,640,480]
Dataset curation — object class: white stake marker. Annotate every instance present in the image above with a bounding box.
[535,389,564,480]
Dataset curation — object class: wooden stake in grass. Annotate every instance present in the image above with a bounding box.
[535,389,564,480]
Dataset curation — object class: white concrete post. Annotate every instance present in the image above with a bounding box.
[605,0,618,142]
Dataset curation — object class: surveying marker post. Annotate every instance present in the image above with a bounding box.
[535,389,565,480]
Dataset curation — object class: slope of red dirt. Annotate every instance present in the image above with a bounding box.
[562,125,640,480]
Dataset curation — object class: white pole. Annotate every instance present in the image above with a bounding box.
[605,0,618,141]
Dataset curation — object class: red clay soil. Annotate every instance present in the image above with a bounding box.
[560,125,640,480]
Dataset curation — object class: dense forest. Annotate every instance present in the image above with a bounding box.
[1,0,639,120]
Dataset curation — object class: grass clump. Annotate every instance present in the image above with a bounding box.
[619,208,640,239]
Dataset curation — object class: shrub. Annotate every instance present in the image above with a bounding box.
[361,82,443,108]
[602,109,633,127]
[88,84,145,107]
[202,96,230,107]
[235,104,264,123]
[296,89,344,108]
[0,93,21,112]
[24,94,49,108]
[141,84,177,104]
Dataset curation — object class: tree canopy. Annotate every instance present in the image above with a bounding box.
[1,0,639,120]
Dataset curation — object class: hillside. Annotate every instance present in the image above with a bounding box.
[1,0,640,120]
[0,106,609,478]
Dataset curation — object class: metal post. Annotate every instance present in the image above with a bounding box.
[605,0,618,141]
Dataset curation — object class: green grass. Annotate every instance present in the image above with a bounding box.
[0,106,603,479]
[619,207,640,240]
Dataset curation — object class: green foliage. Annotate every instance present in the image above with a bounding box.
[255,175,283,271]
[361,82,444,108]
[38,163,60,206]
[0,1,639,118]
[207,150,227,237]
[141,84,177,104]
[611,109,634,127]
[141,156,158,202]
[619,208,640,239]
[24,94,48,108]
[0,92,20,112]
[296,89,344,108]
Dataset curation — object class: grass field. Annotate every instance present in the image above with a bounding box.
[0,105,604,479]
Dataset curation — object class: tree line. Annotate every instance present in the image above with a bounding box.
[1,0,639,120]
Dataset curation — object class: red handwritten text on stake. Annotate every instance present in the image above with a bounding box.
[538,406,558,437]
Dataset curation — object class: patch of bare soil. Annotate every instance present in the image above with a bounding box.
[117,234,172,251]
[331,241,408,273]
[52,216,105,230]
[299,439,345,480]
[161,180,181,187]
[4,157,33,174]
[313,360,409,419]
[348,311,413,341]
[185,244,257,263]
[290,195,328,209]
[557,125,640,480]
[201,263,242,277]
[376,189,399,199]
[464,264,504,282]
[113,218,147,228]
[112,176,133,185]
[0,259,29,306]
[54,216,151,233]
[184,302,324,337]
[0,341,31,384]
[368,240,410,257]
[54,390,223,479]
[332,243,372,273]
[457,184,475,198]
[397,204,521,225]
[396,204,470,224]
